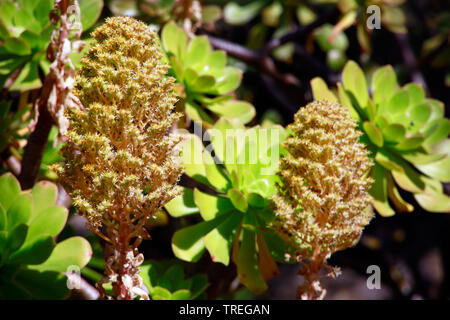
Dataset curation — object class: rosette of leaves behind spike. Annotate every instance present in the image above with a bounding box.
[160,22,255,126]
[311,61,450,216]
[0,173,92,299]
[273,100,374,300]
[165,118,295,294]
[55,17,183,300]
[0,0,103,91]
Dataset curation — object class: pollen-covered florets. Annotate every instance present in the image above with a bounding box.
[273,100,374,262]
[57,17,183,238]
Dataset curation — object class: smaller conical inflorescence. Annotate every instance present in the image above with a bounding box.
[273,100,374,299]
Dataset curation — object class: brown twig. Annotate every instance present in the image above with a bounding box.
[262,7,339,54]
[19,104,54,189]
[18,0,83,189]
[179,173,221,195]
[207,35,300,87]
[260,74,298,113]
[205,8,339,88]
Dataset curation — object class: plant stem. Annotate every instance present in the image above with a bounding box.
[18,104,53,189]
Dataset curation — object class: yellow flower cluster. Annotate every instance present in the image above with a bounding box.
[56,17,182,242]
[273,100,373,298]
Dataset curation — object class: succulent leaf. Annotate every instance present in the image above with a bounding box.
[311,61,450,215]
[160,22,255,124]
[0,174,92,299]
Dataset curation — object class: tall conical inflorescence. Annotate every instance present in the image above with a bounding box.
[273,100,374,300]
[55,17,183,299]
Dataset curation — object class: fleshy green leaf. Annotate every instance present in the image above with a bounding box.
[399,149,446,165]
[257,234,280,281]
[162,21,187,61]
[370,164,395,217]
[310,77,337,102]
[172,214,228,262]
[180,134,206,180]
[375,151,404,172]
[383,123,406,143]
[206,100,255,124]
[190,274,208,299]
[395,135,424,151]
[34,0,53,26]
[185,100,213,124]
[194,188,234,221]
[363,121,384,147]
[79,0,104,31]
[0,204,6,231]
[30,236,92,272]
[6,223,28,253]
[152,287,172,300]
[392,168,425,194]
[24,206,68,246]
[204,212,242,265]
[203,150,230,192]
[208,67,242,95]
[0,173,21,212]
[404,83,425,106]
[31,181,58,217]
[0,21,9,40]
[410,103,432,124]
[0,2,17,29]
[171,289,191,300]
[223,1,265,26]
[342,60,369,109]
[314,24,349,52]
[414,191,450,213]
[209,117,244,168]
[186,36,211,67]
[14,8,40,32]
[9,235,54,265]
[247,193,265,208]
[386,172,414,213]
[387,90,409,116]
[205,50,226,69]
[20,30,40,50]
[227,188,248,213]
[236,213,267,294]
[424,119,450,145]
[165,189,199,218]
[415,157,450,183]
[4,37,31,56]
[9,61,42,91]
[337,83,360,120]
[7,194,32,231]
[190,75,215,92]
[13,269,68,300]
[372,65,398,108]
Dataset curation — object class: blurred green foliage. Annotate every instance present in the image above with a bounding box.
[161,22,255,125]
[0,0,103,91]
